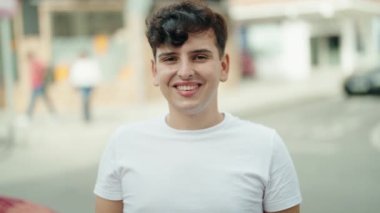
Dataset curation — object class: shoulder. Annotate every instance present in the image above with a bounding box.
[107,116,163,146]
[226,113,277,140]
[223,113,286,154]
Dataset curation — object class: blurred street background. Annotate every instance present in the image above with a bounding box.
[1,0,380,212]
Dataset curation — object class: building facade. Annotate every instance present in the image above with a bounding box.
[229,0,380,80]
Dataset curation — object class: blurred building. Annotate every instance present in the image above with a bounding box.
[13,0,128,112]
[229,0,380,81]
[5,0,239,113]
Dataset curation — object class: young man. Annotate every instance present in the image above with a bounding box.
[94,1,302,213]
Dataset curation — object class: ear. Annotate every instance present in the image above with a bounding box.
[220,53,230,82]
[151,59,159,86]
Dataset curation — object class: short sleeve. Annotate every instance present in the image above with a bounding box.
[93,127,124,201]
[263,131,302,212]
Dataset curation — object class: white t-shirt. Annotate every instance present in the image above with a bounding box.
[94,113,302,213]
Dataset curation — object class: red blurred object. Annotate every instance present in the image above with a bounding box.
[241,50,255,78]
[0,196,55,213]
[0,0,17,17]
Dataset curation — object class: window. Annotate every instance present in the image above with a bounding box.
[22,0,40,35]
[52,11,123,37]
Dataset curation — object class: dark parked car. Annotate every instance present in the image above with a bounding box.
[344,67,380,95]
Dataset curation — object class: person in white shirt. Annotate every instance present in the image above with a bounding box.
[94,1,302,212]
[69,51,102,122]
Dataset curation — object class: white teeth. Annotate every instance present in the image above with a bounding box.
[177,85,197,91]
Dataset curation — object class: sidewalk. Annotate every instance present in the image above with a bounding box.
[0,71,343,212]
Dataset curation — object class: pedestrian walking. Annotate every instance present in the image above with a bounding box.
[94,1,302,213]
[69,51,102,122]
[26,52,56,119]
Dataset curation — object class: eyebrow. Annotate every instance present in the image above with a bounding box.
[190,49,213,55]
[157,49,213,58]
[157,52,177,59]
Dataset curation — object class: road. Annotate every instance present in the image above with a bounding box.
[243,95,380,213]
[1,95,379,213]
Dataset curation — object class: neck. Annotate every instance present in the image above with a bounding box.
[166,109,224,130]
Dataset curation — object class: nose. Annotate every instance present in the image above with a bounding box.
[177,60,194,80]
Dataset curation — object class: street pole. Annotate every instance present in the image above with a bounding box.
[124,0,152,104]
[0,17,15,143]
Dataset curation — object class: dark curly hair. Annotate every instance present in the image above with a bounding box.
[145,0,228,58]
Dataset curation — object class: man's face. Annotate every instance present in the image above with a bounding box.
[151,29,229,116]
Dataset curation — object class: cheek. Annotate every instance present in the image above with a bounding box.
[200,64,223,80]
[156,66,176,85]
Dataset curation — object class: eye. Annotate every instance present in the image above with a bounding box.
[193,54,208,62]
[160,56,178,64]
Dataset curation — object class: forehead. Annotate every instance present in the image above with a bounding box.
[156,29,217,54]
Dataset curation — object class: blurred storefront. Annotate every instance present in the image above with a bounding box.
[13,0,128,112]
[229,0,380,81]
[8,0,239,113]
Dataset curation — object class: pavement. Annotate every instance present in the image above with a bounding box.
[0,71,343,211]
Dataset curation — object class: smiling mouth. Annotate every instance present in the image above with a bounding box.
[176,84,200,91]
[173,83,202,97]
